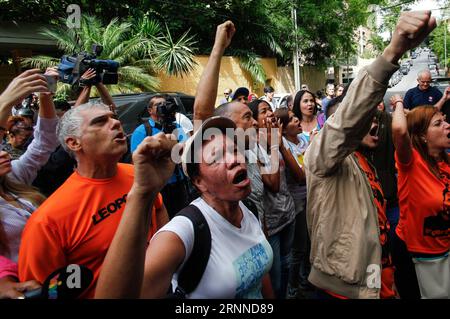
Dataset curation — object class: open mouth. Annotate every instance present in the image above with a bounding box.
[114,131,126,141]
[232,170,248,184]
[447,132,450,139]
[369,125,379,137]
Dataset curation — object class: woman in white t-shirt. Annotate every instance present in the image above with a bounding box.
[141,116,274,299]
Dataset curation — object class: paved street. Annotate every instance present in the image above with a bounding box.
[384,49,444,108]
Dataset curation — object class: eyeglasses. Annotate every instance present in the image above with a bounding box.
[224,92,230,95]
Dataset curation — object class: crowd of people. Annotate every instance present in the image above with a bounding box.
[0,11,449,300]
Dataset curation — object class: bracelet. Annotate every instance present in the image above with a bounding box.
[392,99,404,106]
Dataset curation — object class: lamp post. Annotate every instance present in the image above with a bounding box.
[292,2,301,91]
[445,18,447,75]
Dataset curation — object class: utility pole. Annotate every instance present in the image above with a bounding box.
[445,18,447,75]
[292,2,301,91]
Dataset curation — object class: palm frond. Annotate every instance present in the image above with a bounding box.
[130,59,157,74]
[21,56,59,69]
[152,26,197,77]
[238,53,266,85]
[79,15,104,52]
[40,27,79,53]
[119,66,159,91]
[110,36,149,63]
[136,17,161,39]
[102,20,132,56]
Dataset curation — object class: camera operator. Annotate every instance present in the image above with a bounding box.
[130,95,190,219]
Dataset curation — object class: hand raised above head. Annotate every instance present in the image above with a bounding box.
[0,69,48,109]
[214,21,236,52]
[132,132,178,194]
[384,11,436,63]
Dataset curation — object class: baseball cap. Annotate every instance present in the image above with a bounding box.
[232,87,250,100]
[181,116,236,179]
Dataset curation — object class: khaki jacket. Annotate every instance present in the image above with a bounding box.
[304,56,398,299]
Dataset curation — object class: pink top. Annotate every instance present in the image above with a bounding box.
[0,255,18,279]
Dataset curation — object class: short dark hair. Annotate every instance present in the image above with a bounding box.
[148,94,167,109]
[264,86,274,94]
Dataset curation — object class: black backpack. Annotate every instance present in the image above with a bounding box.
[120,119,154,164]
[166,205,211,299]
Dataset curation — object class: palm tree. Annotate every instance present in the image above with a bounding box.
[22,15,197,98]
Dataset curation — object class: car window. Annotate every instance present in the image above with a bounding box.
[179,96,194,115]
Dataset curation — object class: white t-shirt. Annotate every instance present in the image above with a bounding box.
[154,197,273,299]
[175,113,193,135]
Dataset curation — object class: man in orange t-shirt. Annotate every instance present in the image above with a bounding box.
[18,103,170,298]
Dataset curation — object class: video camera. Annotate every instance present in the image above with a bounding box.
[58,44,119,86]
[156,98,178,134]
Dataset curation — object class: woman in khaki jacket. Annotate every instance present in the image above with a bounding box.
[304,11,437,299]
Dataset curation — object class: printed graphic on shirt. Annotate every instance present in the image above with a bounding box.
[355,152,395,298]
[354,153,391,264]
[423,169,450,238]
[92,193,128,225]
[234,242,271,299]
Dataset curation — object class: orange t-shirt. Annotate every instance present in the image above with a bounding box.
[395,148,450,254]
[354,152,395,299]
[18,163,163,298]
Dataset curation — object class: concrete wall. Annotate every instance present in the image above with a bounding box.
[158,56,290,106]
[158,55,327,106]
[300,65,327,94]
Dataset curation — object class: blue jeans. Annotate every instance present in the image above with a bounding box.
[268,221,295,299]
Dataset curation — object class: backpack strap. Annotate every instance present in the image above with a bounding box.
[173,204,211,297]
[142,119,153,137]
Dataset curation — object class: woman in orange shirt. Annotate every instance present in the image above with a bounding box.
[391,94,450,299]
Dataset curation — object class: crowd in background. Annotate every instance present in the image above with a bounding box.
[0,11,449,300]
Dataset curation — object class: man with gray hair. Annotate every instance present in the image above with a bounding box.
[403,69,450,112]
[19,102,170,298]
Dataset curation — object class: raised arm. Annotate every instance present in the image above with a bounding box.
[74,69,96,107]
[95,82,116,113]
[434,86,450,112]
[193,21,235,130]
[305,11,436,177]
[38,68,58,119]
[390,94,412,164]
[9,68,59,185]
[0,69,48,135]
[95,133,176,299]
